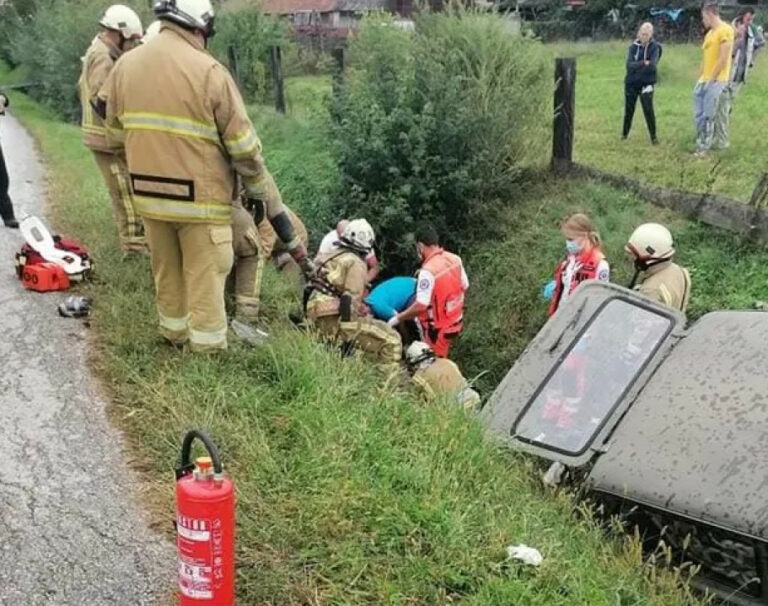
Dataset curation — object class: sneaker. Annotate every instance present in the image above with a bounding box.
[2,217,19,229]
[651,137,659,145]
[693,150,707,158]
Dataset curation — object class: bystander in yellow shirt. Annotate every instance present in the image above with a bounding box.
[700,23,735,82]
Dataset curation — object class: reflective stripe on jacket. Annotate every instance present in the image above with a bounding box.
[99,23,286,225]
[79,35,122,152]
[548,247,605,317]
[306,250,367,321]
[419,249,465,334]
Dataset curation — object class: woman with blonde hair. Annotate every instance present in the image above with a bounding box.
[622,22,662,144]
[544,213,610,317]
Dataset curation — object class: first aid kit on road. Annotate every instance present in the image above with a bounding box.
[16,215,92,283]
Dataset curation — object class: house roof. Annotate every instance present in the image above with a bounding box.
[262,0,390,14]
[262,0,336,14]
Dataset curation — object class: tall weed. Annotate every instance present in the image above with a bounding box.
[331,11,551,272]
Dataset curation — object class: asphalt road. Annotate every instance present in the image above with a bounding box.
[0,113,173,605]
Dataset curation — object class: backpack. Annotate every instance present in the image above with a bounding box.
[16,235,93,280]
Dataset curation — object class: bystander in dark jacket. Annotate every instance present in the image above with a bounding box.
[623,23,662,144]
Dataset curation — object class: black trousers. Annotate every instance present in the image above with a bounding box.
[0,142,15,221]
[623,82,656,140]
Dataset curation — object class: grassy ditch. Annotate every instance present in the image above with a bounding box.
[454,175,768,392]
[1,86,711,602]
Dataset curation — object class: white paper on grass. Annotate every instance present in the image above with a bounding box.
[506,544,543,566]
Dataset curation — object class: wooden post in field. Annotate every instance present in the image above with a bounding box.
[749,173,768,209]
[552,57,576,173]
[227,45,242,92]
[269,46,286,114]
[331,46,345,96]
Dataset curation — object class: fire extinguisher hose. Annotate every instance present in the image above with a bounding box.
[175,429,223,480]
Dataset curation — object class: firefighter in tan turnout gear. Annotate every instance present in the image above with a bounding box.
[626,223,691,312]
[78,5,145,253]
[405,341,480,411]
[306,220,401,368]
[98,0,312,352]
[231,200,308,322]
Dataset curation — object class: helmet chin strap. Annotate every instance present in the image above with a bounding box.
[628,257,668,288]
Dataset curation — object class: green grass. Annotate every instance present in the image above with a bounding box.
[248,83,337,245]
[454,174,768,392]
[551,41,768,201]
[2,73,711,604]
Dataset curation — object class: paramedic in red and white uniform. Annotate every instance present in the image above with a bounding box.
[545,213,610,317]
[389,225,468,358]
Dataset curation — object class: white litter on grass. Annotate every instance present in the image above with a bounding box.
[506,544,543,566]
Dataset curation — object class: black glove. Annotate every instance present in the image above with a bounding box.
[90,97,107,120]
[339,293,352,322]
[243,198,265,224]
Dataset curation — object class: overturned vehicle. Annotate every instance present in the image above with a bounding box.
[480,281,768,605]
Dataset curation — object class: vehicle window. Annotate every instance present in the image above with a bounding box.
[512,298,672,456]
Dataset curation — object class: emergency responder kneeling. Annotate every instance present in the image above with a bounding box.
[626,223,691,312]
[389,226,468,358]
[78,5,146,254]
[306,220,402,368]
[98,0,313,352]
[406,341,480,411]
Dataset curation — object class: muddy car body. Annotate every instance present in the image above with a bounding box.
[480,281,768,604]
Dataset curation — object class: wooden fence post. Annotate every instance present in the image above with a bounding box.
[552,57,576,173]
[269,46,286,114]
[227,45,242,92]
[331,46,345,96]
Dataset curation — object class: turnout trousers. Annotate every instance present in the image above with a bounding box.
[92,150,146,252]
[143,218,234,352]
[231,206,265,322]
[313,315,402,370]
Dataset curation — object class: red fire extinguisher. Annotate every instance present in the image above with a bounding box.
[175,429,235,605]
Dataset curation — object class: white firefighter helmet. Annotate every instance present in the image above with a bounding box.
[625,223,675,262]
[143,20,162,43]
[340,219,375,255]
[154,0,215,37]
[405,341,435,367]
[99,5,144,40]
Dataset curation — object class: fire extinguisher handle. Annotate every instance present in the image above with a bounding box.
[175,429,224,480]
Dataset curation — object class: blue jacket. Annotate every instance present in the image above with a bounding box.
[365,277,416,321]
[625,40,661,86]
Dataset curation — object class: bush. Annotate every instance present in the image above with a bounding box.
[283,45,334,78]
[2,1,287,120]
[6,0,151,122]
[208,6,289,103]
[329,11,551,273]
